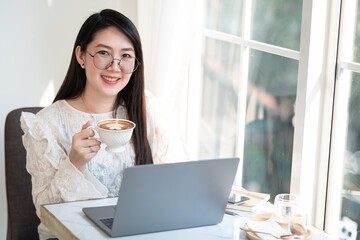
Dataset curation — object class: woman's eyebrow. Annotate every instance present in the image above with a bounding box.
[95,44,112,49]
[95,44,134,52]
[122,47,135,52]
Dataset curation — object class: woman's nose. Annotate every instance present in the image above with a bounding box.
[108,59,122,72]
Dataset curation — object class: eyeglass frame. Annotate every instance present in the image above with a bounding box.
[86,51,140,73]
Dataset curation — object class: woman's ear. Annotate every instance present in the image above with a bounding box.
[75,46,85,69]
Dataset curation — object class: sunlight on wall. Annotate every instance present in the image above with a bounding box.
[40,80,55,107]
[47,0,53,8]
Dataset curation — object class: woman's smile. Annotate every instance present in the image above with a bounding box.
[102,75,120,85]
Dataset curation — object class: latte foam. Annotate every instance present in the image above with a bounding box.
[98,119,134,131]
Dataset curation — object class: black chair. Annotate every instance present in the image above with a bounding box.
[5,107,42,240]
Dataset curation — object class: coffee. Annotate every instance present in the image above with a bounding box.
[92,119,136,152]
[97,119,134,131]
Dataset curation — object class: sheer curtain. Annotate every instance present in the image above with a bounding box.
[137,0,199,136]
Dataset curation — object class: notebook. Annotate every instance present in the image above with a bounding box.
[82,157,239,237]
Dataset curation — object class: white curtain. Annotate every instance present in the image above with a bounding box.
[137,0,200,133]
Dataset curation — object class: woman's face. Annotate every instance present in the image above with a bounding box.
[77,26,136,100]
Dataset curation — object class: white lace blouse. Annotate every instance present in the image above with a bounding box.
[20,93,188,239]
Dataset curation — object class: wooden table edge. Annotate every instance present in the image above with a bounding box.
[40,204,79,240]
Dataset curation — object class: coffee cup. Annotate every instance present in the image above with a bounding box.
[89,119,136,152]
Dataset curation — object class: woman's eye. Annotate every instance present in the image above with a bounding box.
[98,51,110,56]
[122,53,133,59]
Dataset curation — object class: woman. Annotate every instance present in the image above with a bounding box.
[21,9,187,240]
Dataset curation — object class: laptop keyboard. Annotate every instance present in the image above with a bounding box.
[100,218,114,229]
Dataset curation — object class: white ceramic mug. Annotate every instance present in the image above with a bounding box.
[89,119,136,152]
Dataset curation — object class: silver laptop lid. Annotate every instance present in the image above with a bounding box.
[111,157,239,237]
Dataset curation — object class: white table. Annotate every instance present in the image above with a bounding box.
[41,197,331,240]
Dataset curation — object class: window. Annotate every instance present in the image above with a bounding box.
[187,0,303,202]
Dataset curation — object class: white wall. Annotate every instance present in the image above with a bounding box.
[0,1,138,239]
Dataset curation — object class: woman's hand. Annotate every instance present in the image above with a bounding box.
[69,121,101,172]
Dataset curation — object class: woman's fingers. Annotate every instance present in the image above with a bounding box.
[85,138,101,147]
[88,144,101,153]
[84,139,101,153]
[77,128,96,141]
[82,120,93,129]
[79,120,95,138]
[73,134,100,153]
[69,121,101,172]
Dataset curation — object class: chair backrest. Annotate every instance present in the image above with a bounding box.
[5,107,43,240]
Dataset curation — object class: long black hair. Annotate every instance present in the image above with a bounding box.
[54,9,153,165]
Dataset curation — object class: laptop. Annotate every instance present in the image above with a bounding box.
[82,157,239,237]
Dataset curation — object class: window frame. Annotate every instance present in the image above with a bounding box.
[292,0,341,229]
[325,0,360,236]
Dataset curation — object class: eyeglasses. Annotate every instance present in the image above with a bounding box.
[87,51,140,74]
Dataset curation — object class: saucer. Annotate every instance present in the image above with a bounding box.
[245,212,312,240]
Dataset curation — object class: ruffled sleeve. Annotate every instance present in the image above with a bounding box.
[145,91,189,164]
[21,111,107,218]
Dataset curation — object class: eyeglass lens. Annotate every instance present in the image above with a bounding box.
[93,52,138,73]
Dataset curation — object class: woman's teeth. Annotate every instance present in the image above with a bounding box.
[102,76,119,82]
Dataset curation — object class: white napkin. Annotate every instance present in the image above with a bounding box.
[245,218,292,240]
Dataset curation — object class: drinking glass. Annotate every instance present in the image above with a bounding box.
[274,194,299,232]
[291,211,308,239]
